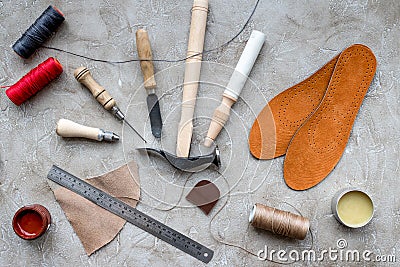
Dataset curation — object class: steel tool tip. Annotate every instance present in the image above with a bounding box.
[103,131,120,142]
[124,119,147,143]
[112,133,120,141]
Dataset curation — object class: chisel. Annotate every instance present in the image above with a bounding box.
[136,29,163,138]
[74,67,147,143]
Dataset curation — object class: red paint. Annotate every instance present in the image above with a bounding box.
[53,6,64,16]
[5,57,63,106]
[15,210,43,236]
[12,204,51,240]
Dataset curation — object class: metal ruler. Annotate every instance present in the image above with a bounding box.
[47,165,214,263]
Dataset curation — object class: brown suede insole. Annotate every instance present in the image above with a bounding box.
[284,44,376,190]
[249,53,340,159]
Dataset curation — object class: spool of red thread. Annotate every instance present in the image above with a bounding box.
[5,57,63,106]
[12,204,51,240]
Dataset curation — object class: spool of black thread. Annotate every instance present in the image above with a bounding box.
[12,5,65,59]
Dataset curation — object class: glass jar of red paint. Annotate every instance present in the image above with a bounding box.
[12,204,51,240]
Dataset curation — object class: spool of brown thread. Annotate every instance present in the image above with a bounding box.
[249,203,310,240]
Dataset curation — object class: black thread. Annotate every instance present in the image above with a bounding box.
[42,0,260,64]
[13,5,65,59]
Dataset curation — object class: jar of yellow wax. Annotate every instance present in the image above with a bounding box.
[331,188,374,228]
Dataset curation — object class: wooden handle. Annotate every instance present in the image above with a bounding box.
[136,29,156,90]
[186,0,209,62]
[176,0,209,157]
[56,119,100,141]
[204,97,235,147]
[74,67,116,111]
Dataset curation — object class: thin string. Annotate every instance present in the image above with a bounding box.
[137,172,194,212]
[208,170,314,265]
[41,0,261,64]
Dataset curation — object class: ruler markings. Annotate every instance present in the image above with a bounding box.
[47,165,213,263]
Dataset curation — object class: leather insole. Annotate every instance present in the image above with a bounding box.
[249,54,339,159]
[284,44,377,190]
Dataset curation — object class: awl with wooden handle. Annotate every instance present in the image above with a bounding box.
[74,67,147,143]
[204,30,266,147]
[136,29,162,138]
[176,0,209,157]
[56,119,119,142]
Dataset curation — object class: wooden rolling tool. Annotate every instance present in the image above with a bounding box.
[74,67,146,142]
[204,30,266,147]
[176,0,209,157]
[136,29,163,138]
[56,119,119,142]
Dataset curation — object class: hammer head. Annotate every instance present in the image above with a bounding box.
[138,146,220,172]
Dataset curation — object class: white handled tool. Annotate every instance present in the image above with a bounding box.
[204,30,266,147]
[56,119,119,142]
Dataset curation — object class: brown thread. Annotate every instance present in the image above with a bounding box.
[123,161,313,264]
[209,171,314,264]
[122,163,314,264]
[249,203,310,240]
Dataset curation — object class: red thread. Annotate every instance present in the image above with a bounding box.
[5,57,63,106]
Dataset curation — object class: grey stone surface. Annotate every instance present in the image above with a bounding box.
[1,0,399,266]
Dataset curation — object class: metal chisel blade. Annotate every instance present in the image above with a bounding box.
[147,93,162,138]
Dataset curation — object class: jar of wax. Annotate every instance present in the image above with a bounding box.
[331,188,374,228]
[12,204,51,240]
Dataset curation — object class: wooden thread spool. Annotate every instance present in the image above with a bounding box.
[249,203,310,240]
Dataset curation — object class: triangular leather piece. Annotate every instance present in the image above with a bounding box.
[284,44,377,190]
[186,180,220,215]
[53,161,140,255]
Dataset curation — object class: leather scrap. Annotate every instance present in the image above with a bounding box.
[53,161,140,255]
[186,180,220,215]
[284,44,377,190]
